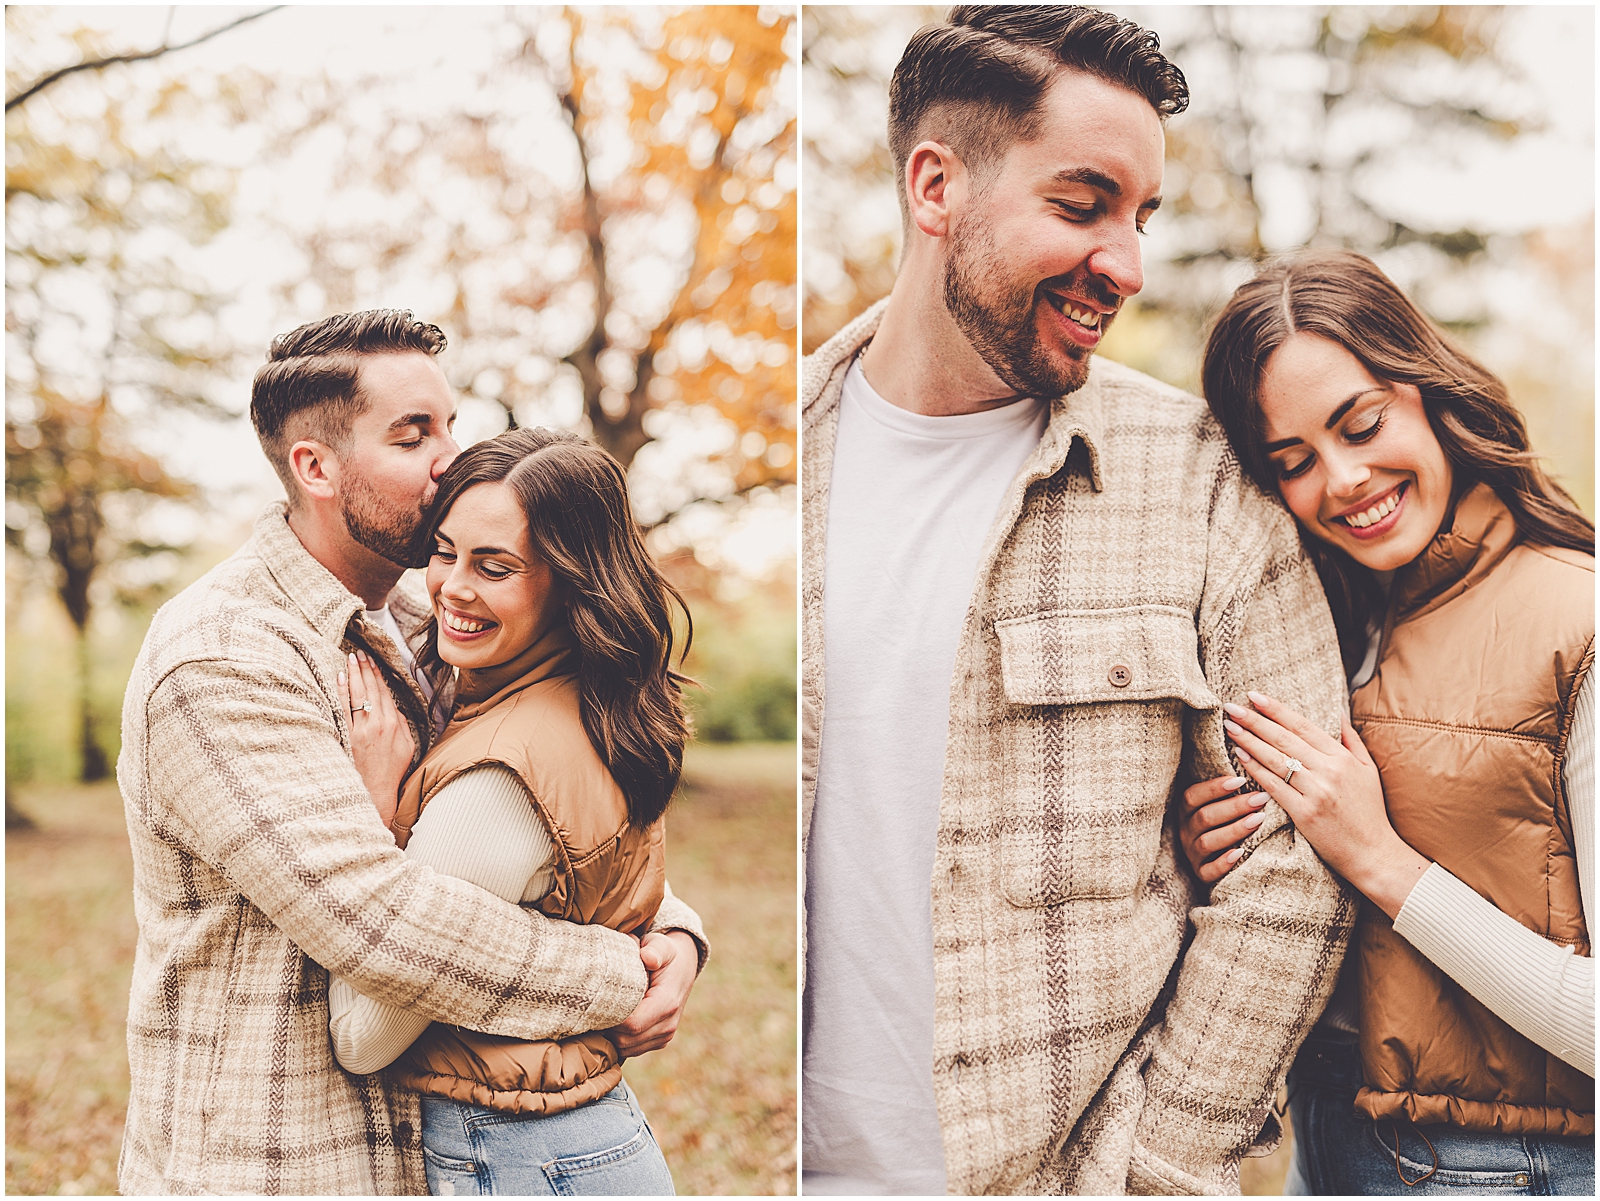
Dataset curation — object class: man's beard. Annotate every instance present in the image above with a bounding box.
[341,474,425,567]
[942,218,1095,400]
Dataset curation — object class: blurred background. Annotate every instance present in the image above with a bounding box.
[804,4,1594,520]
[804,5,1592,1194]
[7,5,795,1194]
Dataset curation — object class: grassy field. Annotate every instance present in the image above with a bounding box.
[5,741,797,1196]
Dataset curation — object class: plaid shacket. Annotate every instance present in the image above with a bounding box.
[118,502,705,1195]
[801,303,1357,1195]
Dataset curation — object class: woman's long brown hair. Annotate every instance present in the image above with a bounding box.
[413,428,692,828]
[1202,250,1594,674]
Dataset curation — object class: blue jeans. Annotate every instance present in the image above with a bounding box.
[1285,1028,1595,1196]
[420,1079,675,1196]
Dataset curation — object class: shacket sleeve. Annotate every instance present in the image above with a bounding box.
[649,878,710,974]
[140,654,648,1042]
[1127,472,1357,1195]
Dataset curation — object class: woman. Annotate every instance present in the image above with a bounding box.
[1187,251,1593,1194]
[328,427,692,1196]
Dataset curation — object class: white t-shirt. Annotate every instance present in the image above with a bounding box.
[803,358,1047,1195]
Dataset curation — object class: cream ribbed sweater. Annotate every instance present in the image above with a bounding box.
[328,765,555,1075]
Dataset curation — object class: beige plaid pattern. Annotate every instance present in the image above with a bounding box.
[802,304,1356,1195]
[117,503,705,1195]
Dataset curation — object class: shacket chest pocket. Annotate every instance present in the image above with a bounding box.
[992,605,1218,905]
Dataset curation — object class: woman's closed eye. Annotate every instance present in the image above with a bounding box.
[1277,453,1313,481]
[1345,409,1387,443]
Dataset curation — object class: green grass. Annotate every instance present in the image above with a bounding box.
[5,742,796,1196]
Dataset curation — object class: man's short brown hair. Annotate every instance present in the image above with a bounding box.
[250,310,446,503]
[888,5,1189,220]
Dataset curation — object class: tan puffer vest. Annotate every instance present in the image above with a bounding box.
[1350,484,1593,1135]
[388,625,665,1115]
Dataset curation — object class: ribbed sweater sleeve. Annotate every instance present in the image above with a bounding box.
[1392,670,1595,1077]
[329,765,554,1075]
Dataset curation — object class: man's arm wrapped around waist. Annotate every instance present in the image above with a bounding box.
[137,655,649,1041]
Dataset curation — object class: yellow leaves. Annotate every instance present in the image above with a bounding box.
[553,6,795,490]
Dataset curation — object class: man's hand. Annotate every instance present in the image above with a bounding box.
[606,930,699,1059]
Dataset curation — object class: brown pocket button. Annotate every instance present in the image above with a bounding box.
[1108,664,1132,688]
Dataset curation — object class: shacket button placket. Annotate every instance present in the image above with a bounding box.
[1108,664,1132,688]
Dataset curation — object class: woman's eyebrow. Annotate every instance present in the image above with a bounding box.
[470,545,523,561]
[1323,391,1379,429]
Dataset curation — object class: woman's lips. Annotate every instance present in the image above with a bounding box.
[1334,482,1407,540]
[439,607,498,640]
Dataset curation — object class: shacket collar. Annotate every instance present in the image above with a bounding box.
[252,501,367,645]
[252,501,438,741]
[803,297,1109,493]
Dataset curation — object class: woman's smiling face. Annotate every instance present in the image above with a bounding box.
[1259,333,1453,572]
[426,481,560,670]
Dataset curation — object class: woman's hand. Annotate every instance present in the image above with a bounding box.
[337,650,414,833]
[1178,773,1265,884]
[1223,691,1430,918]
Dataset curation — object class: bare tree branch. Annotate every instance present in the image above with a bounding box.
[6,7,283,112]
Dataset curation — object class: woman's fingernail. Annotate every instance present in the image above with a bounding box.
[337,671,346,685]
[1224,719,1244,735]
[1247,691,1269,706]
[1225,848,1244,863]
[1248,791,1268,807]
[1226,776,1249,789]
[1235,746,1253,762]
[1223,702,1248,717]
[1243,811,1265,828]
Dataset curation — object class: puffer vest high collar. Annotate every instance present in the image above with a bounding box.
[387,625,666,1115]
[1351,483,1594,1135]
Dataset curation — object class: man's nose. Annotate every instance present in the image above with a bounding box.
[432,432,461,479]
[1087,221,1144,298]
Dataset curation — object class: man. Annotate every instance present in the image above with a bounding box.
[117,310,705,1194]
[801,7,1353,1195]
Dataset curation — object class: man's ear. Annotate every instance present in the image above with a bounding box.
[905,141,965,239]
[288,439,340,504]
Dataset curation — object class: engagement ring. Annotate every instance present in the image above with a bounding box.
[1281,757,1303,785]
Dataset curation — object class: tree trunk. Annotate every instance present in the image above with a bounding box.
[76,624,108,782]
[5,785,35,831]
